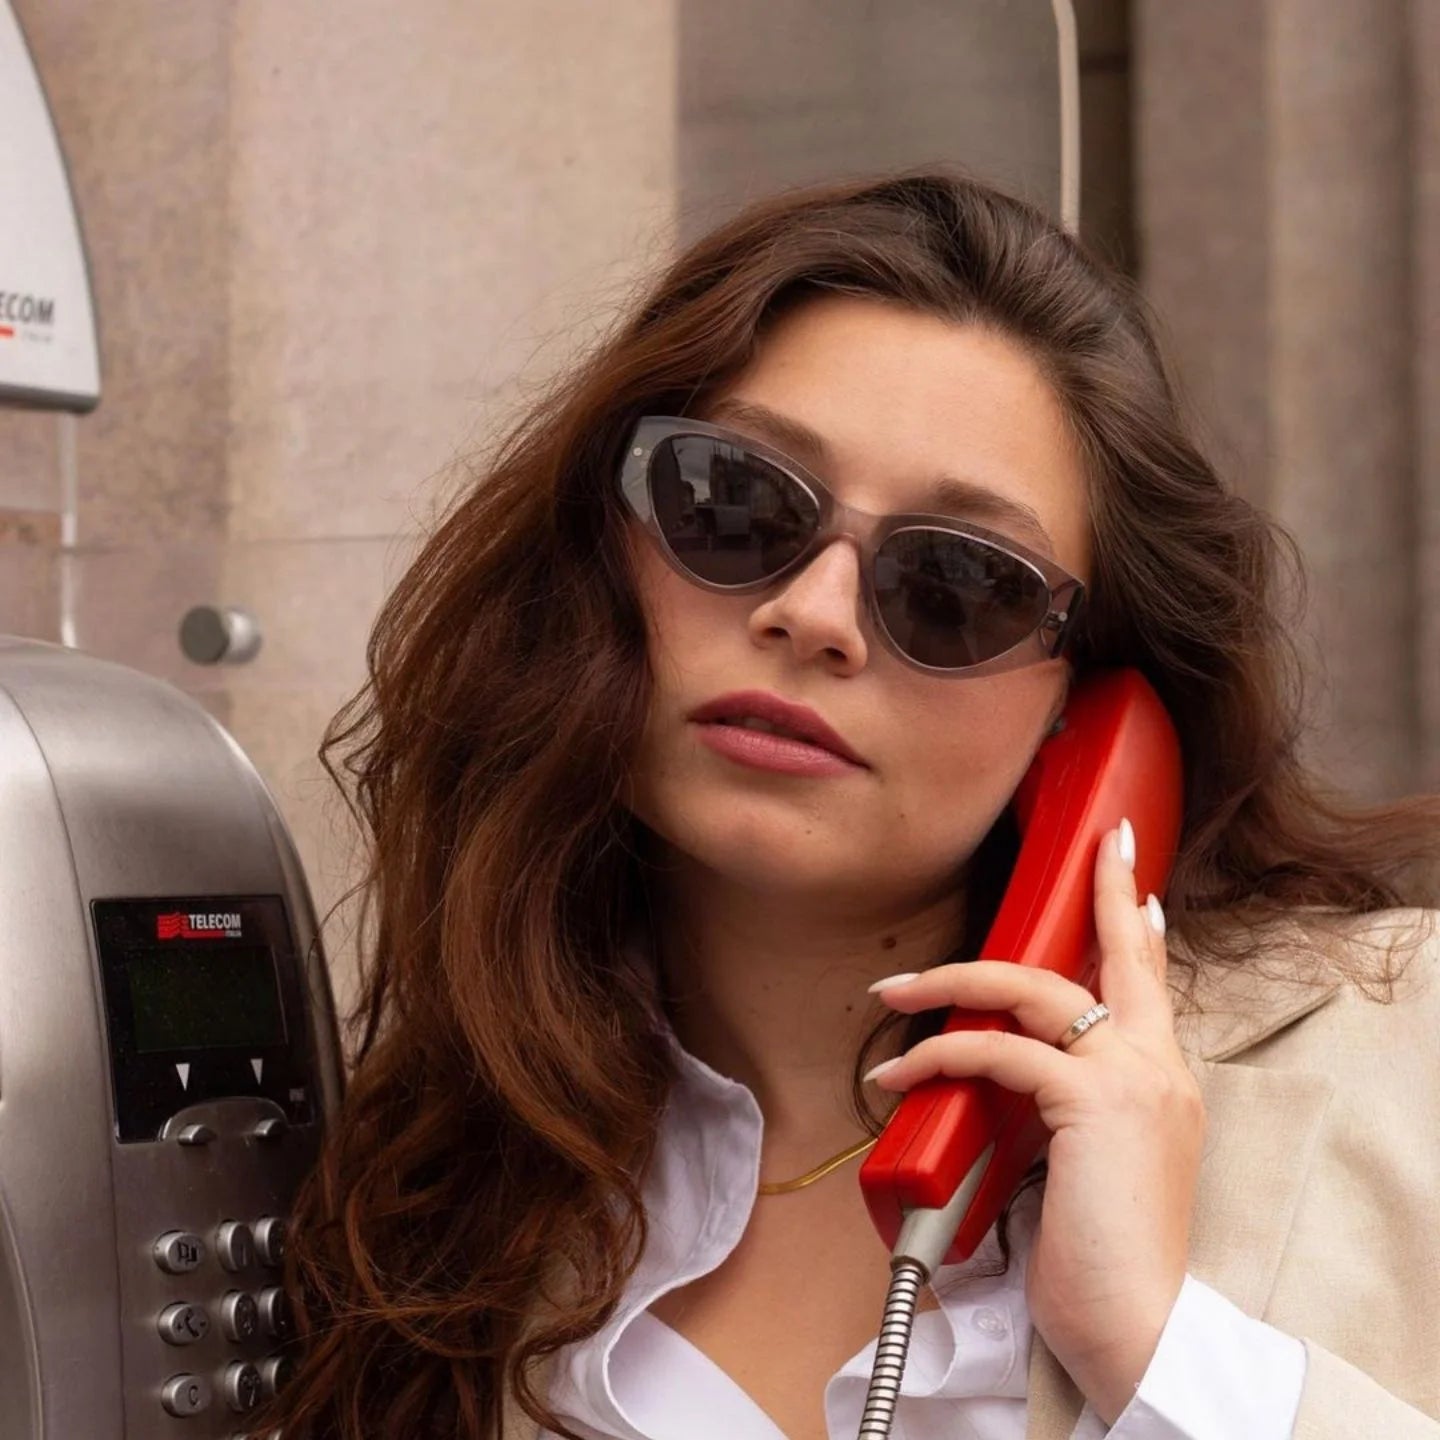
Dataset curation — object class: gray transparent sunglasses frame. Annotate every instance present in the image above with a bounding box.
[617,414,1085,679]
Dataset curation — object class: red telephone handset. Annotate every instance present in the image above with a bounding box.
[858,669,1184,1266]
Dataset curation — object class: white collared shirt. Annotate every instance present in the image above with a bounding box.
[545,1037,1306,1440]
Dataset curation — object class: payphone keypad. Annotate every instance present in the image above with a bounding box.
[154,1211,293,1419]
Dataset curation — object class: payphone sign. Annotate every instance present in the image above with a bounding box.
[155,909,244,940]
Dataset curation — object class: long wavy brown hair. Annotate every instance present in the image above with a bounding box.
[254,170,1439,1440]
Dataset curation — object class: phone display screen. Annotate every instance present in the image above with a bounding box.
[126,944,287,1053]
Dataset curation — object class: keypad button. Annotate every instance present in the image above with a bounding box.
[160,1372,212,1417]
[215,1220,255,1272]
[153,1231,206,1275]
[259,1353,295,1400]
[222,1360,263,1414]
[253,1216,287,1268]
[157,1302,210,1346]
[257,1286,294,1340]
[219,1289,260,1343]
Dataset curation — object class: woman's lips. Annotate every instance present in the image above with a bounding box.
[687,689,867,766]
[692,720,866,777]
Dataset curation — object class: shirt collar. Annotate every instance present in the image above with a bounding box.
[546,1031,1038,1438]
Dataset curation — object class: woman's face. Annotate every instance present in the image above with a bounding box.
[626,294,1092,913]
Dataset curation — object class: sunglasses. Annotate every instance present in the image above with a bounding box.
[617,415,1085,677]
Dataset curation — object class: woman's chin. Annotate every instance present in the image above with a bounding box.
[666,823,914,902]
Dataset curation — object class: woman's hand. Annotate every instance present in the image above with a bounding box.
[864,821,1205,1425]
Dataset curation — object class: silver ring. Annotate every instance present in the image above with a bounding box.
[1056,1003,1111,1051]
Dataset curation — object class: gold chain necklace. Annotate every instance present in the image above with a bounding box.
[756,1135,878,1195]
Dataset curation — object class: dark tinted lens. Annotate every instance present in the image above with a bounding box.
[874,529,1050,668]
[648,435,819,585]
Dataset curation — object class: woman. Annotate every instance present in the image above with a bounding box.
[261,172,1440,1440]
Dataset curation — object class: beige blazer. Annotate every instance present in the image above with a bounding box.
[507,907,1440,1438]
[1026,906,1440,1439]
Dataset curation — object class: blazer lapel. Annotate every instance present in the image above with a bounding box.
[1022,961,1342,1440]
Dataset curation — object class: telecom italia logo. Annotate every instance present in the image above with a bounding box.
[0,288,56,341]
[156,911,244,941]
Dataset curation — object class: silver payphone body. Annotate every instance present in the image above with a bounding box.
[0,637,344,1438]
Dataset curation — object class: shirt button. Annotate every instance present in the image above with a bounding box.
[972,1307,1008,1338]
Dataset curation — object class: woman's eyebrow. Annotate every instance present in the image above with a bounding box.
[704,396,1055,555]
[706,397,832,468]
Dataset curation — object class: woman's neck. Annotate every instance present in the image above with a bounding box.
[648,857,966,1155]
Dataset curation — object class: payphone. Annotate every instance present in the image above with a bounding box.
[0,638,343,1438]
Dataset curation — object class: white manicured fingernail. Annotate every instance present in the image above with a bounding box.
[1117,817,1136,871]
[867,972,920,993]
[863,1057,903,1083]
[1146,893,1167,937]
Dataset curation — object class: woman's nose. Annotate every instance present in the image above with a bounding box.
[746,537,869,672]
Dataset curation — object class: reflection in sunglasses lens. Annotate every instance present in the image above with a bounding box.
[875,530,1048,668]
[650,436,819,585]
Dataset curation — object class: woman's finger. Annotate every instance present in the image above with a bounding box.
[1137,893,1169,984]
[1093,822,1173,1035]
[863,1026,1074,1098]
[869,960,1106,1049]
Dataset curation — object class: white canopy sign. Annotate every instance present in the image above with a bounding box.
[0,0,100,410]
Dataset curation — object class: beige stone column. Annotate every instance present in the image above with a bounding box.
[0,412,60,640]
[1133,0,1272,503]
[1415,0,1440,791]
[217,3,677,1006]
[1137,0,1431,800]
[1269,0,1415,797]
[675,0,1068,242]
